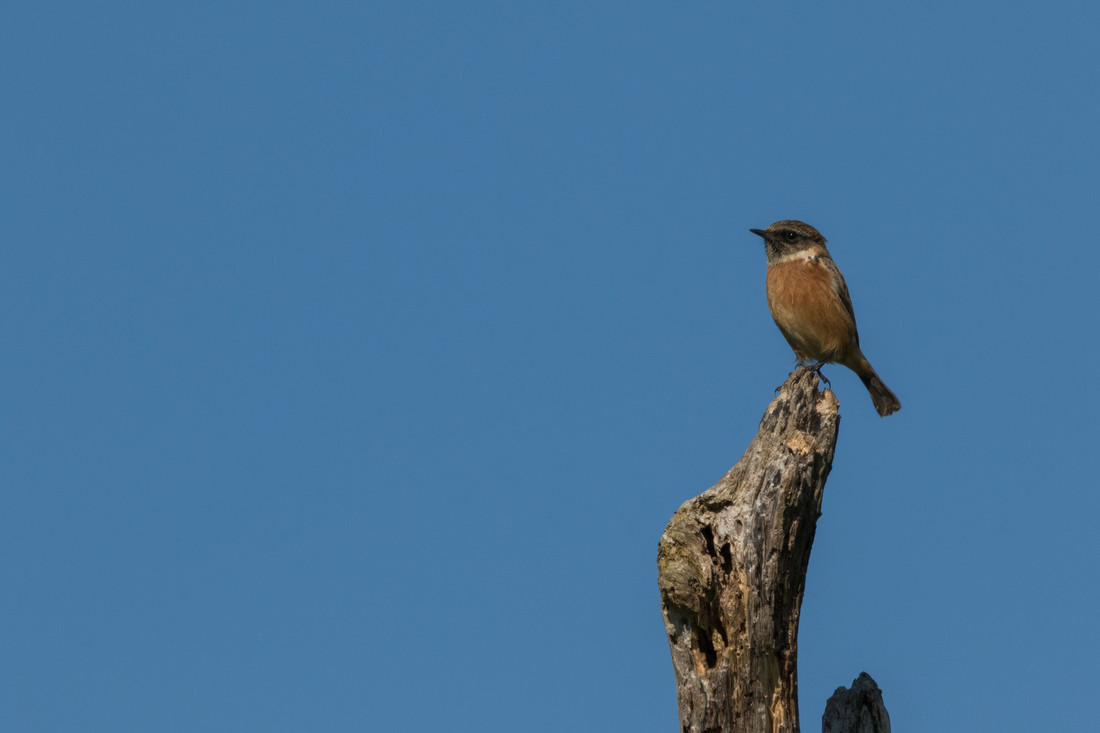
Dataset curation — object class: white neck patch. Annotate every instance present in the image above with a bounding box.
[773,249,820,264]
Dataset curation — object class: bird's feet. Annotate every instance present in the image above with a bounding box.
[796,361,831,388]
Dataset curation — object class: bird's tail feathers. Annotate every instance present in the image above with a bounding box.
[850,355,901,417]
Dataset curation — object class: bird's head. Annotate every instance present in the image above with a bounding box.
[749,220,827,263]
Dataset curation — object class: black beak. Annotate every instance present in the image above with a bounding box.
[749,228,767,238]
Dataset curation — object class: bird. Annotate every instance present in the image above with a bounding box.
[749,220,901,416]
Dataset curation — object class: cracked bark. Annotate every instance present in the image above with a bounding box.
[657,370,844,733]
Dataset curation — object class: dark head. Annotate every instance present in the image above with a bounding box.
[749,220,827,264]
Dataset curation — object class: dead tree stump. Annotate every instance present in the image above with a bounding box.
[657,370,840,733]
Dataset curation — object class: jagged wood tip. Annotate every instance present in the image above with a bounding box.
[822,672,891,733]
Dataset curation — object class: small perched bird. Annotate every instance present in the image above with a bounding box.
[750,220,901,416]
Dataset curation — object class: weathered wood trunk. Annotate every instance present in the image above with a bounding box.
[657,370,840,733]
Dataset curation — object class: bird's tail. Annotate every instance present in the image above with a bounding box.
[849,354,901,417]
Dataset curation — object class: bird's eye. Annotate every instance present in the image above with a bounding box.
[783,231,798,242]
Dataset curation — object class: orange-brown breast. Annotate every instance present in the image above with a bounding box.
[765,256,859,363]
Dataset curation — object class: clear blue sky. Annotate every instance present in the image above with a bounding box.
[4,3,1099,731]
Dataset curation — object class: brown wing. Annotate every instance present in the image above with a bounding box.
[818,255,860,347]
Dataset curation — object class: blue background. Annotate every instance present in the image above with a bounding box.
[4,3,1098,731]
